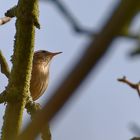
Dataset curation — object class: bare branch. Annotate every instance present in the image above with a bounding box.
[41,0,140,40]
[18,1,140,139]
[0,17,11,25]
[0,51,10,78]
[0,5,17,26]
[118,76,140,97]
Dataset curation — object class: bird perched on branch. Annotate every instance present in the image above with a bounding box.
[30,50,62,101]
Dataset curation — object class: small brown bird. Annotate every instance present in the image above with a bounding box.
[30,50,62,101]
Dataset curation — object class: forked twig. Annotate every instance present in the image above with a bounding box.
[118,76,140,97]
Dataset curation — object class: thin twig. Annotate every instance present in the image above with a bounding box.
[0,51,10,78]
[41,0,140,40]
[0,17,11,25]
[46,0,89,34]
[118,76,140,97]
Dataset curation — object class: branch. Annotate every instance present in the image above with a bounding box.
[5,5,17,18]
[18,0,140,139]
[131,138,140,140]
[25,100,51,140]
[41,124,51,140]
[41,0,140,40]
[119,32,140,40]
[0,90,8,104]
[0,5,17,26]
[46,0,89,35]
[130,123,140,138]
[26,99,41,117]
[1,0,40,140]
[0,17,11,25]
[0,51,10,78]
[118,76,140,97]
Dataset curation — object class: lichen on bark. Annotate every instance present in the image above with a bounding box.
[1,0,39,140]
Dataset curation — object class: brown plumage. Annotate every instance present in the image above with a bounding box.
[30,50,62,101]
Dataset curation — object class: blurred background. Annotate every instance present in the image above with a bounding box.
[1,0,140,140]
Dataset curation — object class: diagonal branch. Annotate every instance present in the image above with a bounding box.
[18,0,140,140]
[0,51,10,78]
[0,17,11,25]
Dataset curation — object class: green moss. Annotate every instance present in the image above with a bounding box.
[1,0,39,139]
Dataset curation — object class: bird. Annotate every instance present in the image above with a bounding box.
[30,50,62,101]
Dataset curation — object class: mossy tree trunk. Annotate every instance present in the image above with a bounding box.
[1,0,39,140]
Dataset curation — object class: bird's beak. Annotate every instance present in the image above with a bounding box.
[51,52,62,57]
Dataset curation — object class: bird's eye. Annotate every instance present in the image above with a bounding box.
[41,50,46,53]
